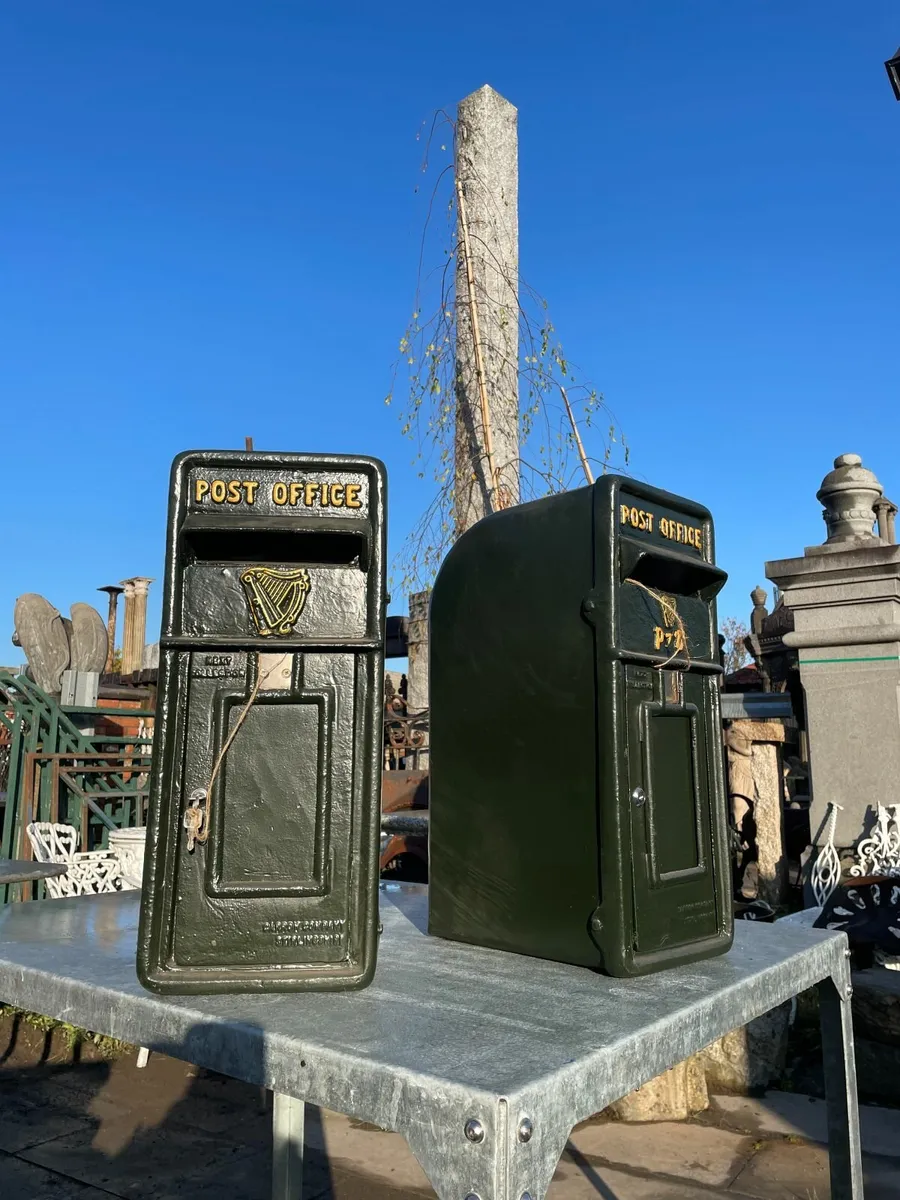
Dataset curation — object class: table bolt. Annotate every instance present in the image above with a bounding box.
[464,1118,485,1144]
[517,1117,534,1143]
[464,1194,482,1200]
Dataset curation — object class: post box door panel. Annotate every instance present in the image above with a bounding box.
[625,668,719,954]
[169,651,359,970]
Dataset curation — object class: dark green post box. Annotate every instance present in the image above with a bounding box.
[137,451,386,994]
[428,476,734,977]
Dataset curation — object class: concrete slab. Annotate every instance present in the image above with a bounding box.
[310,1109,433,1193]
[87,1054,270,1144]
[727,1138,900,1200]
[711,1090,900,1160]
[0,1091,92,1154]
[727,1138,832,1197]
[305,1164,435,1200]
[551,1152,754,1198]
[0,1149,113,1199]
[18,1120,270,1198]
[567,1118,754,1188]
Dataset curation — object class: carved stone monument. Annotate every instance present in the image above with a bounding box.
[69,603,109,674]
[13,595,112,699]
[13,594,71,695]
[767,453,900,859]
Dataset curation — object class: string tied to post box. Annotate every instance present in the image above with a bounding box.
[183,653,286,851]
[625,578,692,669]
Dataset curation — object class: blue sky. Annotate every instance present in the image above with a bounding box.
[2,2,899,663]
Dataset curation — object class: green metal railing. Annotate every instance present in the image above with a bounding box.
[0,671,153,903]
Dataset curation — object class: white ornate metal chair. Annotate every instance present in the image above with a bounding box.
[25,821,150,1067]
[25,822,122,897]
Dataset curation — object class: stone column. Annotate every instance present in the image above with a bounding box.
[454,85,519,535]
[406,590,430,713]
[119,580,136,675]
[406,590,430,769]
[767,453,900,855]
[98,585,124,673]
[120,578,153,676]
[874,496,898,544]
[726,719,788,906]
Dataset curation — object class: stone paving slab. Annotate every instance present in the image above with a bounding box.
[18,1121,265,1198]
[726,1139,832,1199]
[550,1156,751,1198]
[711,1090,900,1159]
[309,1110,433,1194]
[724,1138,900,1200]
[0,1091,92,1154]
[566,1119,753,1189]
[1,1152,114,1200]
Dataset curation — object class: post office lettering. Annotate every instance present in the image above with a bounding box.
[194,479,258,504]
[659,517,703,549]
[193,477,364,509]
[620,502,702,549]
[619,504,654,533]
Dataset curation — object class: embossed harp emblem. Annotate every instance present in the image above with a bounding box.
[239,567,311,637]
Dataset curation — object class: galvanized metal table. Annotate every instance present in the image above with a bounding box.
[0,858,67,885]
[0,884,862,1200]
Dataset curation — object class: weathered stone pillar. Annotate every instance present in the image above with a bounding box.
[98,585,124,673]
[120,578,153,676]
[609,1059,708,1122]
[725,720,788,907]
[454,85,519,535]
[406,591,430,713]
[407,590,430,769]
[120,580,136,675]
[767,453,900,855]
[874,497,898,544]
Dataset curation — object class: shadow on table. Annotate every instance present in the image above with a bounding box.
[0,1011,337,1200]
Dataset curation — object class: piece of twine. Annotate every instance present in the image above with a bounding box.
[625,578,691,669]
[188,652,280,848]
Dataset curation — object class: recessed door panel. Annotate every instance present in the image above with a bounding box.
[644,707,703,882]
[626,669,720,955]
[208,693,331,897]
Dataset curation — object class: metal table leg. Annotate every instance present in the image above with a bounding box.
[818,958,864,1199]
[273,1093,305,1200]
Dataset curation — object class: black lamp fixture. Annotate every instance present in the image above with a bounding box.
[887,46,900,101]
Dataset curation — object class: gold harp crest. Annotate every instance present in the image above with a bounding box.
[239,567,311,637]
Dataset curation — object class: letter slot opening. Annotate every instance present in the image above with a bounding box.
[180,516,370,568]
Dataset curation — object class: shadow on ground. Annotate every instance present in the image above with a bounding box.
[0,1010,358,1200]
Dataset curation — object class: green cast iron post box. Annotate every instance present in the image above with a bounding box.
[137,450,386,994]
[428,475,733,977]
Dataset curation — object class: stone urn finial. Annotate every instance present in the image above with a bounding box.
[749,585,768,635]
[816,453,883,545]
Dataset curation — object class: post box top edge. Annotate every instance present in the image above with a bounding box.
[169,449,387,479]
[598,474,715,526]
